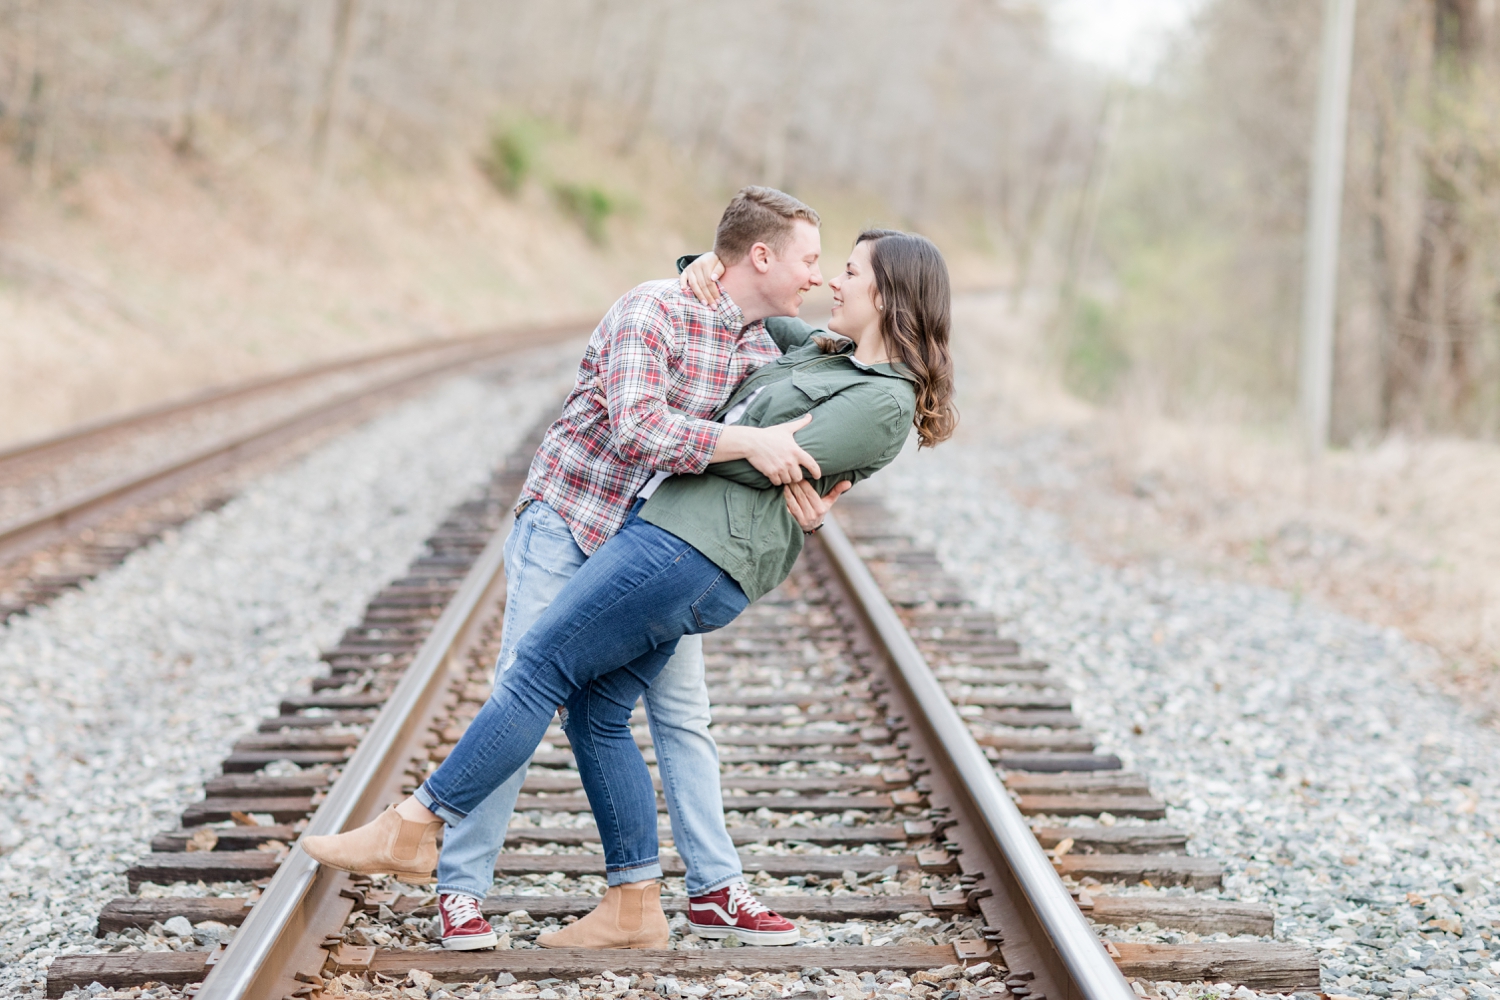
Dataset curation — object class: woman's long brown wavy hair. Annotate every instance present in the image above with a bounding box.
[839,228,957,447]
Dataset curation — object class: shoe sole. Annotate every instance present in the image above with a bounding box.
[442,932,499,950]
[537,936,669,950]
[688,922,800,946]
[309,865,436,884]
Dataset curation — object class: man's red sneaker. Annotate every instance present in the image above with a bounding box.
[688,882,799,945]
[439,892,498,950]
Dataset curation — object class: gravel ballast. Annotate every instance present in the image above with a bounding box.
[0,346,577,997]
[873,435,1500,1000]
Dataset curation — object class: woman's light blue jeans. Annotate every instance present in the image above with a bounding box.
[420,500,750,892]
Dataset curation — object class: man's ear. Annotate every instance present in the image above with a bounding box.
[748,242,773,274]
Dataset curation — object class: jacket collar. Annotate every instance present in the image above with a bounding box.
[823,333,916,383]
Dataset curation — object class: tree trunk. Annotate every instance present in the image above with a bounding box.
[312,0,360,179]
[1385,0,1485,430]
[564,0,608,131]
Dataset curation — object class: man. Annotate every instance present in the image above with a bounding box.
[435,186,848,950]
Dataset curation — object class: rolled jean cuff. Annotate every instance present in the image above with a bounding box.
[414,783,465,827]
[690,873,744,896]
[605,859,663,886]
[436,881,487,901]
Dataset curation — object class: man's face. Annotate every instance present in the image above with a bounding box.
[758,220,824,316]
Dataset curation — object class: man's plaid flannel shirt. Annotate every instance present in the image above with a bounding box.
[521,279,783,555]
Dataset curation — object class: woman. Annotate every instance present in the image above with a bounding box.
[302,229,956,947]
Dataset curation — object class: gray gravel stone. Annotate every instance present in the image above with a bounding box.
[0,346,576,997]
[161,916,192,938]
[871,434,1500,999]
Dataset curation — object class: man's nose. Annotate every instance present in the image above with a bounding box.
[809,267,824,287]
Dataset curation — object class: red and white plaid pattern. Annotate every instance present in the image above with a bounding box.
[521,280,782,554]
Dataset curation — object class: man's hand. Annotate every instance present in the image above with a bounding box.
[785,479,850,532]
[712,414,820,485]
[742,414,819,484]
[680,252,724,306]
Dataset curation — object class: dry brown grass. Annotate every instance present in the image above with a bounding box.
[0,133,716,448]
[0,126,1007,451]
[951,290,1500,711]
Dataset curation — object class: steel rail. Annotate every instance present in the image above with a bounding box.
[199,507,515,1000]
[0,319,589,466]
[0,322,585,563]
[193,491,1131,1000]
[817,517,1134,1000]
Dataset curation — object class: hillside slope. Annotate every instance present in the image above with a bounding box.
[0,138,707,448]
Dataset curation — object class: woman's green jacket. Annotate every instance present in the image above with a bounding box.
[638,316,916,602]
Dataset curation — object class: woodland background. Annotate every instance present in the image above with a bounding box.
[1,0,1498,685]
[3,0,1498,440]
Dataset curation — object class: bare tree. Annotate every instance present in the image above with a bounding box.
[1083,0,1500,437]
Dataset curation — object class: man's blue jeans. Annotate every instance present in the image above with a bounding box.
[426,501,748,895]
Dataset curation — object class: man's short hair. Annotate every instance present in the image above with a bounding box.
[713,186,821,264]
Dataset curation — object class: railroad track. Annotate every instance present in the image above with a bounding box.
[46,417,1323,1000]
[0,320,586,618]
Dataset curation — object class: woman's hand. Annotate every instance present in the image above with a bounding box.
[784,479,851,532]
[680,252,724,305]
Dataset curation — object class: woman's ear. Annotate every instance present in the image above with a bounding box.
[873,289,884,313]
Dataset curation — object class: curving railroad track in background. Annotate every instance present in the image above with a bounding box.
[42,409,1323,1000]
[0,321,589,618]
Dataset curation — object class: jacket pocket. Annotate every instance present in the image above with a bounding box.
[791,369,841,403]
[725,487,755,539]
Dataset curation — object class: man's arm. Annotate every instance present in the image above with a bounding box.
[599,291,821,482]
[709,385,910,490]
[709,415,820,485]
[603,294,723,474]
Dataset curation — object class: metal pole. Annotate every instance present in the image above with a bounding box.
[1298,0,1357,456]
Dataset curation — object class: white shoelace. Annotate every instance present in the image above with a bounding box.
[441,893,485,926]
[726,882,770,917]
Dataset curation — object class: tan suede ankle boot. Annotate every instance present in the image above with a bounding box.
[300,806,440,883]
[536,880,669,949]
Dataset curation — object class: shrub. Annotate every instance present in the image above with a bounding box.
[552,182,616,244]
[480,124,536,196]
[1062,295,1130,402]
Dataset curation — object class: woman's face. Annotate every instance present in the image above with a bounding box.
[827,240,882,343]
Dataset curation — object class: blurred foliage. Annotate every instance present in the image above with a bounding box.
[1061,295,1130,402]
[551,182,618,245]
[1084,2,1316,422]
[0,0,1093,280]
[480,122,540,196]
[474,119,629,243]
